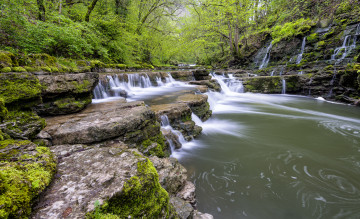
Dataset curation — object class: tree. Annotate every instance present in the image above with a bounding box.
[37,0,46,21]
[85,0,99,22]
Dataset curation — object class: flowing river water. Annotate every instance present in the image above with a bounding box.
[93,73,360,219]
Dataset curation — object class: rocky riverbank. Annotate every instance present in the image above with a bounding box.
[0,69,215,219]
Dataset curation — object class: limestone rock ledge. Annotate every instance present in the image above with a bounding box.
[40,100,169,157]
[151,103,202,141]
[177,94,212,122]
[32,144,176,219]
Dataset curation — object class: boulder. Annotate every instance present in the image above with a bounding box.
[177,181,196,205]
[35,73,99,116]
[161,128,182,149]
[151,103,202,141]
[32,144,175,218]
[189,80,221,92]
[0,110,46,140]
[41,100,169,157]
[0,73,42,107]
[0,140,56,218]
[193,70,211,81]
[170,197,194,219]
[193,211,214,219]
[176,94,212,121]
[149,156,188,195]
[170,71,195,81]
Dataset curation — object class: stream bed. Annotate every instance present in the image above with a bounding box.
[176,92,360,219]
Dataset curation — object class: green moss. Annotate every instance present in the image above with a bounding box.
[271,18,314,44]
[28,53,57,67]
[72,80,91,93]
[307,33,319,43]
[77,60,88,67]
[245,76,283,93]
[0,67,11,73]
[116,64,126,69]
[0,51,14,68]
[0,73,42,105]
[0,140,56,218]
[50,67,59,73]
[41,66,52,72]
[316,41,326,49]
[0,98,8,121]
[140,133,167,157]
[24,66,41,72]
[11,67,27,72]
[54,96,91,110]
[91,158,174,218]
[2,110,46,140]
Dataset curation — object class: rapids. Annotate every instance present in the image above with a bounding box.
[93,72,360,219]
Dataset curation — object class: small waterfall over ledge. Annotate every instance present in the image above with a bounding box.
[296,37,306,64]
[92,72,192,102]
[259,41,273,69]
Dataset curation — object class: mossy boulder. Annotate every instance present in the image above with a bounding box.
[176,94,212,121]
[11,67,27,72]
[0,110,46,140]
[33,145,176,218]
[243,76,282,93]
[0,51,15,68]
[35,96,92,116]
[0,73,42,106]
[0,140,56,218]
[188,80,221,92]
[0,98,7,121]
[193,69,211,80]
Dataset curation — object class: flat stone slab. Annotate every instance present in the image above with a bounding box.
[42,100,155,145]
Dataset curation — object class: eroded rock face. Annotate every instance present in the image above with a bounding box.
[189,80,221,92]
[150,156,188,195]
[177,94,212,121]
[35,73,99,115]
[41,100,169,157]
[32,145,174,219]
[170,71,195,81]
[151,103,202,141]
[193,70,211,81]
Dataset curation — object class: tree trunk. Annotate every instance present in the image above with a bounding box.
[59,0,62,14]
[234,23,239,56]
[228,21,233,54]
[37,0,46,21]
[85,0,99,22]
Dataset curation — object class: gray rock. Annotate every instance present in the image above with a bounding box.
[32,145,173,219]
[41,100,168,156]
[177,181,196,205]
[176,94,212,121]
[170,197,194,219]
[193,211,214,219]
[149,156,188,195]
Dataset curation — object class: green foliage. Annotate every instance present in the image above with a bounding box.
[271,18,314,44]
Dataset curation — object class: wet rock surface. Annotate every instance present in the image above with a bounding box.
[189,80,221,92]
[177,94,212,121]
[151,103,202,141]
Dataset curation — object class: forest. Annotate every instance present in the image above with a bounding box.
[1,0,358,70]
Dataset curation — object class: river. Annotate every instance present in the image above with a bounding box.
[175,75,360,219]
[93,72,360,219]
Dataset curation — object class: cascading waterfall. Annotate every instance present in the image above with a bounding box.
[297,37,306,64]
[331,35,356,61]
[259,41,273,69]
[93,72,190,101]
[160,114,187,154]
[211,73,245,94]
[270,71,275,76]
[282,79,286,94]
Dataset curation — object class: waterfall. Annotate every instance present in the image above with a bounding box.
[259,41,273,69]
[93,72,190,101]
[160,114,187,154]
[282,79,286,94]
[331,35,356,61]
[270,71,275,76]
[93,82,109,99]
[211,73,244,94]
[298,71,303,75]
[296,37,306,64]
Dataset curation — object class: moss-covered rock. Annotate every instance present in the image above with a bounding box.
[0,98,7,122]
[0,140,56,218]
[98,158,174,218]
[0,110,46,140]
[0,67,11,73]
[176,94,212,121]
[33,145,176,218]
[0,73,42,107]
[0,51,15,68]
[11,67,27,72]
[244,76,282,93]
